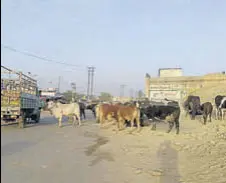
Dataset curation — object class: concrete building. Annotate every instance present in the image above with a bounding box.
[145,69,226,102]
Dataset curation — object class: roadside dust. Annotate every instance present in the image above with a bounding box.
[92,118,226,183]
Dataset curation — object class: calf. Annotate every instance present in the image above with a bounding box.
[140,102,180,134]
[47,101,81,127]
[116,105,141,131]
[200,102,213,125]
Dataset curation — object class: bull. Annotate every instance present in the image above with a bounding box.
[47,101,81,127]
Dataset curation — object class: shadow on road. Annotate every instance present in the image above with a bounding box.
[84,135,114,166]
[157,140,181,183]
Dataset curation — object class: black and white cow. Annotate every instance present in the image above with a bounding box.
[183,95,202,120]
[139,100,181,134]
[215,95,226,120]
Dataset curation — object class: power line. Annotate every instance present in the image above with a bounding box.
[1,44,83,68]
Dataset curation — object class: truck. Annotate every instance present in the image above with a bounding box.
[1,65,42,128]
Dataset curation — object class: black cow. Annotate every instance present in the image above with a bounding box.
[200,102,213,124]
[86,103,97,118]
[215,95,226,120]
[79,102,86,120]
[184,95,202,120]
[140,101,180,134]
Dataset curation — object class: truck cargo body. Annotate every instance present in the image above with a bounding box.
[1,65,41,127]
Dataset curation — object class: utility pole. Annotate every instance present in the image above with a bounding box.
[90,66,95,99]
[71,82,76,102]
[58,76,61,93]
[87,66,95,100]
[120,84,126,97]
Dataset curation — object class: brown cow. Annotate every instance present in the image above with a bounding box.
[116,105,141,131]
[97,103,121,126]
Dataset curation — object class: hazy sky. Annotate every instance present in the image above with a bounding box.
[1,0,226,96]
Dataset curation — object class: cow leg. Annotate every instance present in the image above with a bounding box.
[203,114,207,125]
[209,112,212,122]
[58,116,62,127]
[80,112,83,120]
[215,108,218,120]
[191,110,196,120]
[166,122,174,133]
[99,114,104,127]
[130,118,134,129]
[175,119,180,135]
[83,110,86,120]
[77,114,81,126]
[136,117,141,131]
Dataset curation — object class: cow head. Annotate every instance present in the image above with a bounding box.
[47,100,57,109]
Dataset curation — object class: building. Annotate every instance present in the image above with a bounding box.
[158,68,183,77]
[40,88,58,97]
[145,69,226,102]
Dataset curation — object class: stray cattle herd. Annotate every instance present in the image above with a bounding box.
[45,95,226,135]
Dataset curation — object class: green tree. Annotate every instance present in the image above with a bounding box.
[99,92,112,101]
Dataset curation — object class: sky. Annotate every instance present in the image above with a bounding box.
[1,0,226,96]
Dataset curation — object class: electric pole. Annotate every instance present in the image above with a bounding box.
[58,76,61,93]
[71,82,76,102]
[90,67,95,99]
[87,66,95,100]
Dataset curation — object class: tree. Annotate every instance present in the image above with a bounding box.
[99,92,112,101]
[138,90,144,99]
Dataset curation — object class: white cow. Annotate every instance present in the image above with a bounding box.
[47,101,81,127]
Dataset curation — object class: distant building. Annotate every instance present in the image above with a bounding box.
[40,88,58,97]
[145,68,226,102]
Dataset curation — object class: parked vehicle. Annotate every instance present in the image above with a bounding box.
[1,65,41,128]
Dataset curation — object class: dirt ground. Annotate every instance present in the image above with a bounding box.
[1,111,226,183]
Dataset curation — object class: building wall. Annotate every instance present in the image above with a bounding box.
[145,73,226,102]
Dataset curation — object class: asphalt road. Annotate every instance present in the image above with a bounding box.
[1,110,185,183]
[1,111,118,183]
